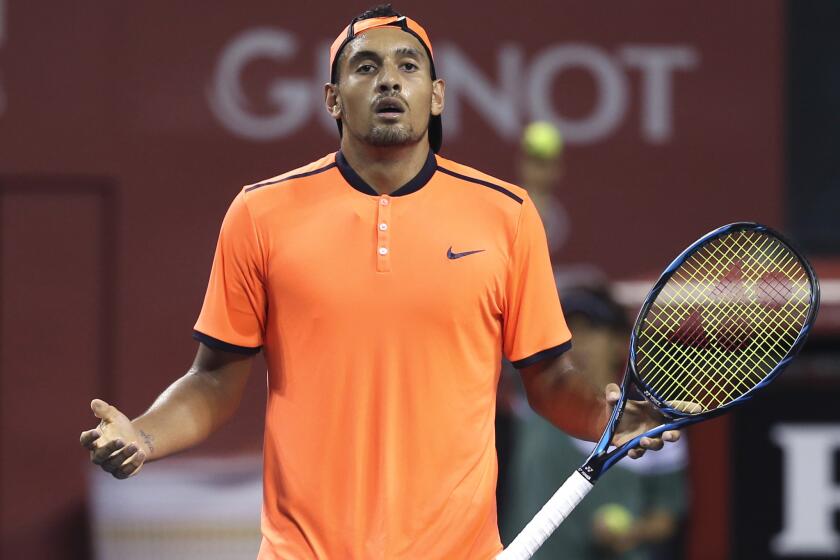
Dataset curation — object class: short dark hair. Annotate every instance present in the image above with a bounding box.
[356,4,401,21]
[333,4,403,84]
[561,285,630,332]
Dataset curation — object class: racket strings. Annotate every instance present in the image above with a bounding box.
[645,233,809,407]
[641,301,778,409]
[666,237,806,378]
[700,233,808,350]
[634,230,812,411]
[646,235,808,406]
[639,241,780,405]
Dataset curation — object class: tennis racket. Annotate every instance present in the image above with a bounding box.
[498,222,820,560]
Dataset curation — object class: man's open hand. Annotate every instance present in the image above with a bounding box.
[79,399,149,479]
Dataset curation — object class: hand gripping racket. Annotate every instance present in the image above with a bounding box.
[498,222,820,560]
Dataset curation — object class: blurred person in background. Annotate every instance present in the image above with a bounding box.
[519,121,569,256]
[80,5,680,559]
[500,284,688,560]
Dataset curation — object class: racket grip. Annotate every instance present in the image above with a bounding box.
[496,470,593,560]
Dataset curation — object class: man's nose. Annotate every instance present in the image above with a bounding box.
[377,65,402,93]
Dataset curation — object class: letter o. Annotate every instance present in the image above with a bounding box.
[527,44,627,145]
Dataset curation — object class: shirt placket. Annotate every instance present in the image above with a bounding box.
[376,195,392,273]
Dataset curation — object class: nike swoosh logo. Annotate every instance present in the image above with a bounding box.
[447,247,485,260]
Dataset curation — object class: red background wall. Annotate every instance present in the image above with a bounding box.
[0,1,783,558]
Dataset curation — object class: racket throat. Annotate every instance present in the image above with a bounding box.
[577,455,610,483]
[578,440,619,483]
[579,395,629,483]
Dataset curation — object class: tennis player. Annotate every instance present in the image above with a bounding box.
[80,6,680,559]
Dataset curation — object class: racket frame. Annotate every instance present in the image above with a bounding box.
[578,222,820,482]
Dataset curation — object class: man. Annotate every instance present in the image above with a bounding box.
[501,285,687,560]
[80,6,679,559]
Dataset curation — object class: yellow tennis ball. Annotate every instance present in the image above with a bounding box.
[596,503,633,535]
[522,121,564,159]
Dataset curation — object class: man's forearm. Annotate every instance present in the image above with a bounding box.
[131,365,248,460]
[521,353,607,441]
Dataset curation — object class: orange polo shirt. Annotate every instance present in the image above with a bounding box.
[194,150,571,559]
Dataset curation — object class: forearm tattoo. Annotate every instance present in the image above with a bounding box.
[139,430,155,455]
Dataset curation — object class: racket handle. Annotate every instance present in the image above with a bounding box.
[496,470,593,560]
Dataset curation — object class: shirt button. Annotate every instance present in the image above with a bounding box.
[379,223,388,231]
[380,198,389,206]
[378,247,389,256]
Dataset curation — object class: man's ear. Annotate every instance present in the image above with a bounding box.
[431,78,445,117]
[324,83,341,118]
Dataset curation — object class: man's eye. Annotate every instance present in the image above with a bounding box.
[357,64,375,73]
[403,63,417,71]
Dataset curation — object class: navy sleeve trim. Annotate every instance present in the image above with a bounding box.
[436,166,524,204]
[245,163,337,193]
[511,340,572,369]
[192,330,262,355]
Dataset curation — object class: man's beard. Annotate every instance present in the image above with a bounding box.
[364,123,424,147]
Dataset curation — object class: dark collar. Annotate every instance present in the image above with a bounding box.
[336,149,437,197]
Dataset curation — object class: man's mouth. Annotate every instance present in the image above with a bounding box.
[374,98,406,118]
